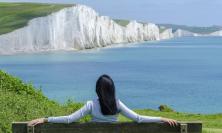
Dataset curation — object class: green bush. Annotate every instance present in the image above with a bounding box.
[158,105,174,112]
[0,70,89,133]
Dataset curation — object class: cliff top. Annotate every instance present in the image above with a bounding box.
[114,19,130,27]
[0,2,73,35]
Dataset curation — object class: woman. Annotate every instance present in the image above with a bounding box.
[28,74,177,126]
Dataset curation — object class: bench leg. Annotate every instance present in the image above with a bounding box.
[180,123,188,133]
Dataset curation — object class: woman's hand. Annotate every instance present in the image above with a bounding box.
[161,118,178,127]
[28,118,47,126]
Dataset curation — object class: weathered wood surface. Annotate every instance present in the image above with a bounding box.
[12,121,202,133]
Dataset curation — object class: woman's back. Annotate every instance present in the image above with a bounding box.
[90,99,119,122]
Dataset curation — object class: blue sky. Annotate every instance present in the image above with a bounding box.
[1,0,222,26]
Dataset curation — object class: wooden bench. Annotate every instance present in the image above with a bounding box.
[12,122,202,133]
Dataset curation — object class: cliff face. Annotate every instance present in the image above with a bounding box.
[160,28,174,40]
[0,5,161,54]
[210,30,222,36]
[174,29,200,37]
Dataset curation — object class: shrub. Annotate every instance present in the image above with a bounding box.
[0,70,89,133]
[158,105,174,112]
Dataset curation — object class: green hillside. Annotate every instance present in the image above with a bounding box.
[0,2,73,35]
[1,70,222,133]
[1,3,221,36]
[0,70,89,133]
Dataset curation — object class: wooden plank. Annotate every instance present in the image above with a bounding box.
[12,121,202,133]
[12,122,28,133]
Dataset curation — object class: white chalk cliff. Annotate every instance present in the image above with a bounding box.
[174,29,200,37]
[0,5,164,54]
[160,28,174,40]
[210,30,222,36]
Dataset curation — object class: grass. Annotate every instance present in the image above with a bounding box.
[0,2,73,35]
[114,19,130,27]
[159,26,167,33]
[0,70,90,133]
[120,110,222,133]
[1,70,222,133]
[114,19,147,27]
[1,3,220,36]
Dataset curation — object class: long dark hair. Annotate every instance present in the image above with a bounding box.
[96,74,118,115]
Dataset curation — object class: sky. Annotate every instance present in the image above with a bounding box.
[0,0,222,26]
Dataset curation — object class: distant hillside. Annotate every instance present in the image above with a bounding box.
[0,70,88,133]
[0,2,73,35]
[1,3,221,36]
[114,19,222,35]
[158,24,222,34]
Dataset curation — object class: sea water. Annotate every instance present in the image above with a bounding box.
[0,37,222,114]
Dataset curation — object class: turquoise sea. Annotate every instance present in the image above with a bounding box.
[0,37,222,114]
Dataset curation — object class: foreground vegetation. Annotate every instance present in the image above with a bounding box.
[1,70,222,133]
[0,70,89,133]
[0,2,72,35]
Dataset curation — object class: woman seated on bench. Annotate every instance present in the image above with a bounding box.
[29,74,177,126]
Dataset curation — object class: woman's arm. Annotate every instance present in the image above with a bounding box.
[28,101,92,126]
[48,101,92,123]
[118,100,177,126]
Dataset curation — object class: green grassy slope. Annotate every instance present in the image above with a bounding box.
[120,110,222,133]
[0,70,89,133]
[1,3,221,36]
[113,19,146,27]
[1,70,222,133]
[159,27,168,33]
[0,2,73,35]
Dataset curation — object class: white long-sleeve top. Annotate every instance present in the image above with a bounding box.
[48,99,162,123]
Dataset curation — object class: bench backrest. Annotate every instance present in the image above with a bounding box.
[12,122,202,133]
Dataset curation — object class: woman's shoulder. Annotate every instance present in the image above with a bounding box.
[116,99,124,110]
[116,98,123,105]
[116,99,129,110]
[86,99,99,106]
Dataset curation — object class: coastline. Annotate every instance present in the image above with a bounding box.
[0,2,222,133]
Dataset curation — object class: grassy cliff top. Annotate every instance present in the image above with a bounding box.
[1,3,220,36]
[1,70,222,133]
[0,70,86,133]
[0,2,73,35]
[114,19,147,27]
[114,19,130,27]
